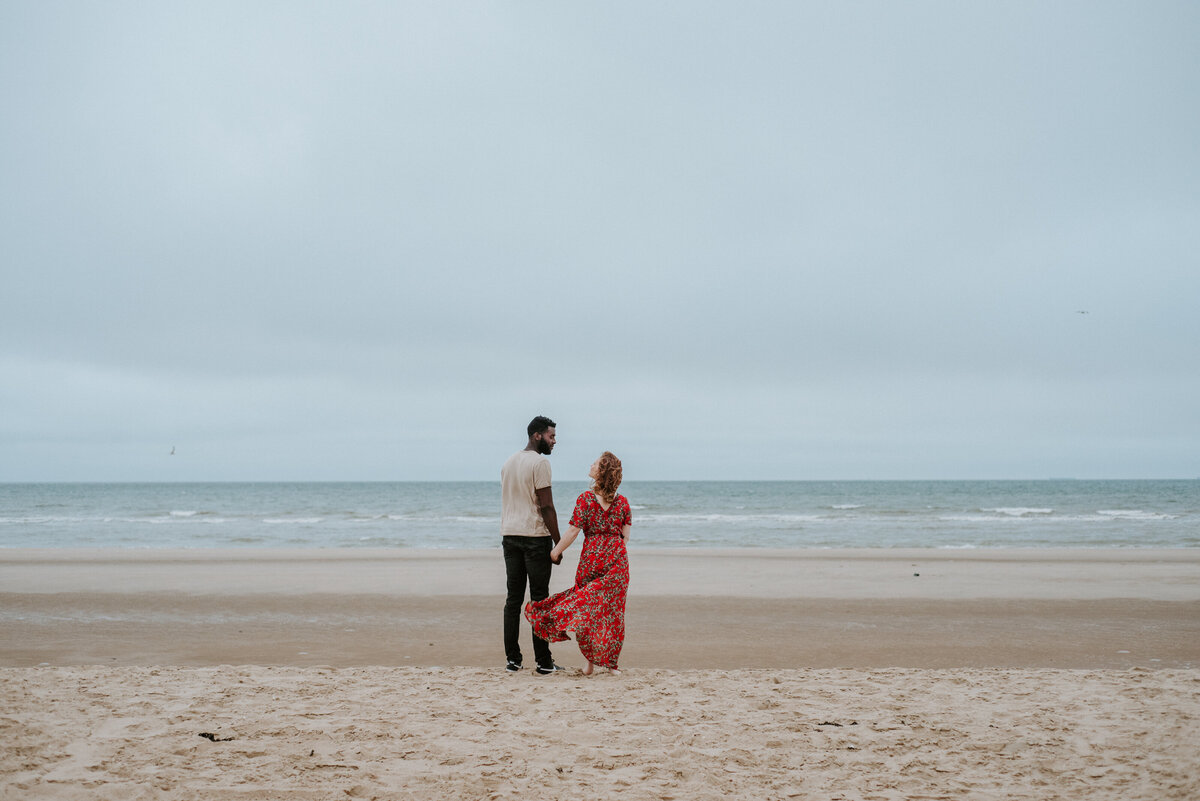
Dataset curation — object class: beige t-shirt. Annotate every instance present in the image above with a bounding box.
[500,449,552,537]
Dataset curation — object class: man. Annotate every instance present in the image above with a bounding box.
[500,415,565,674]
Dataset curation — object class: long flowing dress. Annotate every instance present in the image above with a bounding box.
[524,490,631,669]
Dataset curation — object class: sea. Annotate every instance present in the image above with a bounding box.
[0,480,1196,550]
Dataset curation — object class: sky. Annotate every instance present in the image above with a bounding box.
[2,2,1198,482]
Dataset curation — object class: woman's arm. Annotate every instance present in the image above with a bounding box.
[551,526,581,561]
[621,524,631,543]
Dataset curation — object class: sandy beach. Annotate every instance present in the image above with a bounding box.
[3,548,1198,669]
[3,547,1198,798]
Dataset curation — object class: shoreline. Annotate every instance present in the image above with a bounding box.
[3,547,1197,670]
[2,546,1197,599]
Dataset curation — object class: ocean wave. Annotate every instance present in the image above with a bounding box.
[386,515,499,524]
[1096,510,1178,521]
[941,511,1180,524]
[1,480,1192,550]
[0,515,224,525]
[939,515,1049,523]
[355,536,410,545]
[640,513,825,524]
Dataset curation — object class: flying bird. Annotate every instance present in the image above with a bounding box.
[1076,310,1089,314]
[170,446,175,455]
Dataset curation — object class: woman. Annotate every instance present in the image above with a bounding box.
[524,451,630,675]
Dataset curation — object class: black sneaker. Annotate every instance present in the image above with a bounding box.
[535,663,566,675]
[505,661,522,673]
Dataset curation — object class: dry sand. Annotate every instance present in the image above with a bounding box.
[3,666,1197,800]
[2,547,1198,799]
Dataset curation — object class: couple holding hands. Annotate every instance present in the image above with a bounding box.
[500,416,631,676]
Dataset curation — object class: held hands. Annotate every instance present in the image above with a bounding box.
[550,526,579,565]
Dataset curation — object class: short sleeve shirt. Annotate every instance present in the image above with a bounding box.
[500,450,553,537]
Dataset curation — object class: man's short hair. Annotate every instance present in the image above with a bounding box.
[527,415,556,438]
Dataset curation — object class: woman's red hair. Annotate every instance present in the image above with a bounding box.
[593,451,623,504]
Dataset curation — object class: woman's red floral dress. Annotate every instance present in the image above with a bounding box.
[524,491,631,669]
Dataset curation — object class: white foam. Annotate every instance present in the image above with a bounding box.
[1097,510,1178,521]
[940,515,1021,522]
[170,510,199,517]
[386,514,498,523]
[982,508,1053,517]
[831,504,864,510]
[639,513,824,524]
[263,518,323,524]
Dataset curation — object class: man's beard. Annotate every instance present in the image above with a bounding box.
[535,439,552,455]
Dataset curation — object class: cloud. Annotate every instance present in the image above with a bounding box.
[2,2,1198,479]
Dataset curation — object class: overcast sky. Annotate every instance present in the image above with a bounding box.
[2,2,1198,482]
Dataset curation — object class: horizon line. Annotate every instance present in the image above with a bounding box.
[2,477,1198,485]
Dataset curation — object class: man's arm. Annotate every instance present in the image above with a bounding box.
[535,486,562,562]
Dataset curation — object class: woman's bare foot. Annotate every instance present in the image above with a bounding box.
[609,667,621,676]
[582,661,594,676]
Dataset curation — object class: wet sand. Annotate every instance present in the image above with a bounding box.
[2,547,1197,669]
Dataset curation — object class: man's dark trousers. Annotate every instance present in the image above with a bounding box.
[502,535,553,668]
